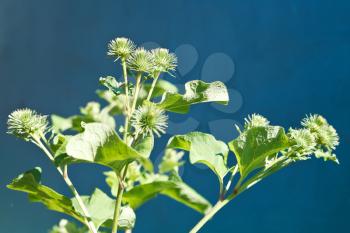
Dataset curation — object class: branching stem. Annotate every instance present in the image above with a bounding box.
[33,136,97,233]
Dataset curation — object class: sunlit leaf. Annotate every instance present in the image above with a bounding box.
[123,180,211,214]
[65,123,153,173]
[7,168,135,230]
[167,132,229,184]
[228,126,290,178]
[157,80,229,113]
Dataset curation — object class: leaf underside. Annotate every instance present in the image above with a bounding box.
[123,180,212,214]
[157,80,229,113]
[167,132,229,182]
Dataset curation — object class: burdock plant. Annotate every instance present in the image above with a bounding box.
[7,37,340,233]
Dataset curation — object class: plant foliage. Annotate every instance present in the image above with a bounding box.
[6,37,339,233]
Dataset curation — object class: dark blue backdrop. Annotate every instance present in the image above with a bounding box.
[1,1,349,232]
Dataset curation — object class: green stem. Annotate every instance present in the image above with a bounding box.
[122,58,130,142]
[146,73,160,101]
[189,199,230,233]
[111,165,129,233]
[220,165,238,200]
[130,73,142,115]
[34,137,98,233]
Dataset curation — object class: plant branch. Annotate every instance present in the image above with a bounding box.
[33,136,98,233]
[111,164,129,233]
[112,73,142,233]
[189,199,230,233]
[146,73,160,101]
[220,165,238,200]
[130,73,142,115]
[121,58,130,142]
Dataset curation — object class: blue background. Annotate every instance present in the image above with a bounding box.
[1,0,349,232]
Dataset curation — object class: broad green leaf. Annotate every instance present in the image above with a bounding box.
[7,168,135,230]
[123,180,212,214]
[132,134,154,158]
[7,168,84,222]
[72,189,136,229]
[157,80,229,113]
[167,132,229,182]
[65,123,153,173]
[7,168,82,219]
[228,126,290,178]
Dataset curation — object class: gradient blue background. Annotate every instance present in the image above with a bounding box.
[1,1,349,232]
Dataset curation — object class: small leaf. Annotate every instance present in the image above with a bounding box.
[66,123,153,173]
[51,115,74,132]
[72,189,136,229]
[132,134,154,158]
[123,180,212,214]
[99,76,125,96]
[228,126,290,178]
[167,132,229,182]
[51,102,115,133]
[157,80,229,113]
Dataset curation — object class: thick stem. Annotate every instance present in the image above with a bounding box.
[146,73,160,101]
[34,138,98,233]
[189,199,229,233]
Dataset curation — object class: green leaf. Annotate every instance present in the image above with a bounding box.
[167,132,229,182]
[66,123,153,173]
[7,168,84,222]
[72,189,136,229]
[132,134,154,158]
[99,76,125,96]
[51,115,74,132]
[157,80,229,113]
[7,168,135,230]
[228,126,290,178]
[158,149,185,174]
[142,79,178,98]
[96,90,126,115]
[51,102,116,133]
[123,180,212,214]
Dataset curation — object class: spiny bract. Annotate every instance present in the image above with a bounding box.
[7,108,48,141]
[107,37,136,60]
[131,102,168,137]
